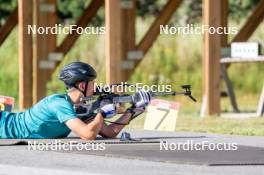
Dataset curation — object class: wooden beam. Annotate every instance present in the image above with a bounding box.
[0,7,18,46]
[18,0,33,110]
[203,0,221,115]
[55,0,103,56]
[34,0,57,103]
[232,0,264,42]
[135,0,182,66]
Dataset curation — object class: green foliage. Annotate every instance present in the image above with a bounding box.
[0,27,18,102]
[132,30,203,95]
[0,0,16,26]
[229,0,260,23]
[136,0,164,17]
[57,0,104,26]
[136,0,261,25]
[47,33,106,95]
[57,0,87,23]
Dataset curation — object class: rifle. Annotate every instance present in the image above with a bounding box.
[76,84,196,117]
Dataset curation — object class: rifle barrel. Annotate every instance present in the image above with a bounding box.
[151,91,185,96]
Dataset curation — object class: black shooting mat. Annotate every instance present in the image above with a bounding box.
[0,135,206,146]
[0,138,157,146]
[1,136,264,166]
[54,143,264,166]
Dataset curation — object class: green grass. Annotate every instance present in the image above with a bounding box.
[126,94,264,136]
[127,112,264,136]
[0,27,19,108]
[176,114,264,136]
[127,109,264,136]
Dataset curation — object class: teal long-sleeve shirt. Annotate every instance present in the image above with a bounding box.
[0,94,77,139]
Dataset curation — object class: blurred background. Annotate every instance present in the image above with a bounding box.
[0,0,264,135]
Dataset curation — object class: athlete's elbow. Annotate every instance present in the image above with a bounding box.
[81,135,96,140]
[80,132,97,140]
[79,128,98,140]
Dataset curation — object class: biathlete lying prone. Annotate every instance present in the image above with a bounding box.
[0,61,151,139]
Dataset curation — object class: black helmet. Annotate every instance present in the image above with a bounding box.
[59,61,97,88]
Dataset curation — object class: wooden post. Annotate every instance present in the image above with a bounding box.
[34,0,57,103]
[120,0,136,81]
[220,0,228,47]
[105,0,136,84]
[106,0,122,84]
[203,0,221,115]
[18,0,33,110]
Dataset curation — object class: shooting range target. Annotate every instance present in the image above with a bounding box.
[144,99,180,131]
[0,103,5,111]
[0,96,14,112]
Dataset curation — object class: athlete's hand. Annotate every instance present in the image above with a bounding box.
[98,103,116,118]
[133,90,152,108]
